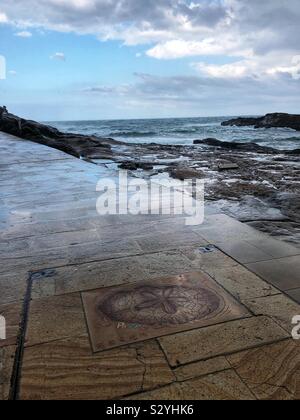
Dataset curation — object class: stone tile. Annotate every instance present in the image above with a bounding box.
[227,340,300,400]
[0,346,15,400]
[0,302,22,348]
[128,370,255,400]
[66,239,142,265]
[159,316,289,367]
[286,288,300,304]
[246,256,300,291]
[25,293,87,347]
[216,240,272,264]
[31,257,148,298]
[174,357,230,381]
[82,272,249,353]
[192,214,262,243]
[136,231,207,253]
[19,336,174,400]
[243,294,300,332]
[0,272,28,305]
[205,265,278,302]
[246,237,300,259]
[136,251,195,278]
[181,246,237,270]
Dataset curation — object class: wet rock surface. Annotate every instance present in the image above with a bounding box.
[222,113,300,131]
[111,140,300,247]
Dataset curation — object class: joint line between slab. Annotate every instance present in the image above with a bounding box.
[8,272,34,400]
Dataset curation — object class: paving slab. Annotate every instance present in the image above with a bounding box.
[31,256,148,298]
[216,240,272,264]
[136,231,207,253]
[243,294,300,332]
[246,236,300,259]
[0,346,16,400]
[286,288,300,304]
[127,370,255,400]
[0,272,28,305]
[19,336,174,400]
[204,264,279,302]
[227,340,300,400]
[174,356,230,381]
[181,246,238,270]
[25,293,87,347]
[82,272,249,352]
[159,316,289,367]
[246,256,300,291]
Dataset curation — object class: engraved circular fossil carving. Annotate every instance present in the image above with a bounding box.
[98,285,224,326]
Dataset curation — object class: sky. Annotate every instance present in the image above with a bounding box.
[0,0,299,121]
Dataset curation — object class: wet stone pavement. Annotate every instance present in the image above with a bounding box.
[0,132,299,400]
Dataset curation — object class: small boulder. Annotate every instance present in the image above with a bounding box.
[169,167,203,180]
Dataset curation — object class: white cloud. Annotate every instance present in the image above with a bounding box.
[50,52,66,61]
[267,55,300,80]
[14,30,32,37]
[0,12,8,23]
[8,70,17,75]
[193,62,249,79]
[146,38,246,59]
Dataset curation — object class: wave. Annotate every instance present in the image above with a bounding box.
[109,130,157,137]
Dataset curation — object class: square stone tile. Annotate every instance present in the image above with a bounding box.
[192,214,261,243]
[174,356,230,381]
[0,346,16,400]
[19,336,174,400]
[136,231,207,253]
[246,237,300,259]
[205,265,278,302]
[0,302,22,348]
[25,293,87,347]
[159,316,289,367]
[0,272,28,305]
[243,294,300,332]
[82,272,249,353]
[216,240,271,264]
[128,370,255,400]
[31,257,148,298]
[246,256,300,291]
[286,288,300,304]
[181,246,238,270]
[227,340,300,400]
[136,251,194,278]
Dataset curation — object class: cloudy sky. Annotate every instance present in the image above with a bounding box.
[0,0,299,121]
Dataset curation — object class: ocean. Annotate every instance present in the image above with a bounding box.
[51,116,300,151]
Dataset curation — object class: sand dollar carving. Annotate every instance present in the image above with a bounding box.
[98,285,224,326]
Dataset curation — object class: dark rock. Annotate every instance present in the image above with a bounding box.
[119,161,154,171]
[0,106,122,159]
[222,113,300,131]
[168,167,203,180]
[194,138,278,154]
[218,163,239,171]
[194,138,219,145]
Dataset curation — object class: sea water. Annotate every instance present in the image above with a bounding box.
[50,116,300,151]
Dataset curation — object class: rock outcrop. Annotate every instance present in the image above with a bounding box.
[0,106,122,159]
[222,113,300,131]
[193,138,280,154]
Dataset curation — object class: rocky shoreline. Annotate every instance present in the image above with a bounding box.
[1,107,299,246]
[222,112,300,131]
